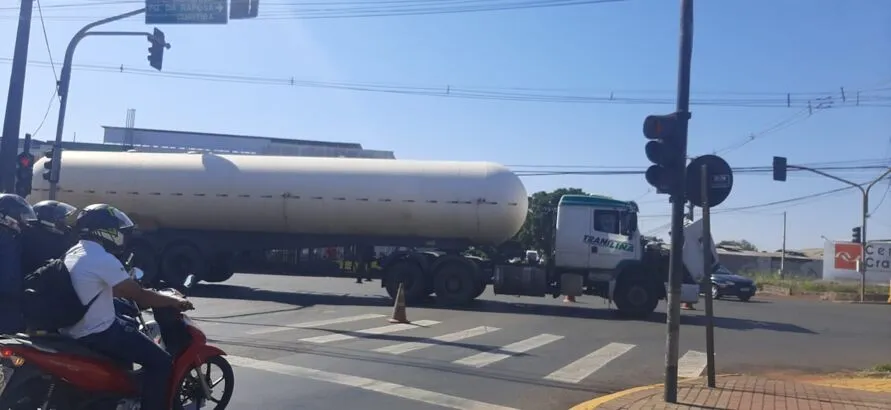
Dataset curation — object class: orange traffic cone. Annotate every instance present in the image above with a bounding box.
[388,283,411,324]
[563,295,576,303]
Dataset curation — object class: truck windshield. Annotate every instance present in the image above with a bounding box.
[622,211,637,236]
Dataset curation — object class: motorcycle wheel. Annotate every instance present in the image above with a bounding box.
[172,355,234,410]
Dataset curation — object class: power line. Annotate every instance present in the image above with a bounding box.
[3,58,890,109]
[1,0,629,20]
[31,0,61,137]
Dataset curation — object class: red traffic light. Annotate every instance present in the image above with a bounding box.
[17,153,33,168]
[643,113,681,140]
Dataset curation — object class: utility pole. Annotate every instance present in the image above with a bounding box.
[780,211,786,279]
[0,0,34,194]
[664,0,695,403]
[772,157,891,302]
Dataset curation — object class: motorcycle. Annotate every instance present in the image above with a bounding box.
[0,274,234,410]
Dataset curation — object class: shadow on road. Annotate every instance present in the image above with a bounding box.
[189,284,816,334]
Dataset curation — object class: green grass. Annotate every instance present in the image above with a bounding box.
[870,363,891,373]
[748,272,888,295]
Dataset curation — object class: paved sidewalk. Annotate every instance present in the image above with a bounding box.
[572,375,891,409]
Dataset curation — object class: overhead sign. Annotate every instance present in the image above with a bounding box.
[145,0,228,25]
[686,154,733,208]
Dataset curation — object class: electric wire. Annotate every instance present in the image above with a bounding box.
[2,58,890,109]
[31,0,61,137]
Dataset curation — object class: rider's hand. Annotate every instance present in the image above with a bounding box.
[171,296,194,311]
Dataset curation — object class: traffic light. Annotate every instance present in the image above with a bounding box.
[231,0,259,19]
[15,151,35,198]
[42,149,57,183]
[852,226,862,243]
[147,28,166,71]
[772,156,787,182]
[643,112,686,194]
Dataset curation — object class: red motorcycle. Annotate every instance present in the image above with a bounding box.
[0,275,234,409]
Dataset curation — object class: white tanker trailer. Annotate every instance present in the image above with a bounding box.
[30,150,707,315]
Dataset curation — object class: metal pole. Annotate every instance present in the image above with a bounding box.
[0,0,34,194]
[860,168,891,302]
[787,165,891,302]
[700,164,716,388]
[48,8,147,200]
[664,0,694,403]
[780,211,786,279]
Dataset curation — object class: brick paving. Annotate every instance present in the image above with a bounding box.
[595,375,891,409]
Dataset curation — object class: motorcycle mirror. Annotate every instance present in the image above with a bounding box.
[183,274,195,288]
[132,268,145,281]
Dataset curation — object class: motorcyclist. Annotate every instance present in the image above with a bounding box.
[61,203,193,410]
[0,194,37,335]
[21,200,79,276]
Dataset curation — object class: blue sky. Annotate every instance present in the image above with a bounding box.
[1,0,889,251]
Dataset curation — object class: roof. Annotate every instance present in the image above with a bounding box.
[102,126,364,149]
[559,194,639,211]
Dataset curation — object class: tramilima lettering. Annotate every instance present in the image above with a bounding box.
[583,235,634,253]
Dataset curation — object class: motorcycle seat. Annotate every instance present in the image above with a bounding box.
[18,333,115,361]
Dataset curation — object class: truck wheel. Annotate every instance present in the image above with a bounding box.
[385,261,427,304]
[614,275,659,319]
[203,253,236,283]
[433,262,476,306]
[161,243,206,287]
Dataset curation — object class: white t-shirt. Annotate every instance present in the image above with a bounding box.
[60,240,131,339]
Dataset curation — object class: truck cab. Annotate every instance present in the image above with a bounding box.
[493,194,708,318]
[553,195,641,277]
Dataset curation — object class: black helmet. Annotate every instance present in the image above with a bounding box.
[0,193,37,234]
[74,204,135,254]
[33,200,78,234]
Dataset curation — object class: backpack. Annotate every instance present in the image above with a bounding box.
[22,259,100,331]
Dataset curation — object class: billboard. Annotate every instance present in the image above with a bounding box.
[822,239,891,284]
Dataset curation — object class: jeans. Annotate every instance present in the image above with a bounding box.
[79,318,173,410]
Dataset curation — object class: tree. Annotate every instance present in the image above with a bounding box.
[717,239,758,252]
[513,188,588,254]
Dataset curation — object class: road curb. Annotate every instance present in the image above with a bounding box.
[568,374,743,410]
[568,383,663,410]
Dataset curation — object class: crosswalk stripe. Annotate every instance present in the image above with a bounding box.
[228,355,519,410]
[452,333,564,368]
[543,342,635,384]
[678,350,708,378]
[299,320,441,344]
[246,313,386,335]
[373,326,502,355]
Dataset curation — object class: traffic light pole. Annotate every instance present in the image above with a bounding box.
[0,0,34,194]
[48,8,148,200]
[786,165,891,302]
[664,0,695,404]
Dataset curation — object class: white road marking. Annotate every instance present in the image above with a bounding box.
[543,342,635,384]
[373,326,501,355]
[246,313,386,335]
[299,320,440,344]
[227,355,519,410]
[678,350,708,378]
[452,333,564,368]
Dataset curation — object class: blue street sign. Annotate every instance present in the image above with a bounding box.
[146,0,228,25]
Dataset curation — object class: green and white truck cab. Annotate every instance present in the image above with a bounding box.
[493,194,712,318]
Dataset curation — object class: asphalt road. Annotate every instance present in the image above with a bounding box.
[184,274,891,410]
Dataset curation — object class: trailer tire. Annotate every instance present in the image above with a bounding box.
[614,273,659,319]
[161,243,206,288]
[433,262,477,306]
[385,261,427,304]
[204,253,236,283]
